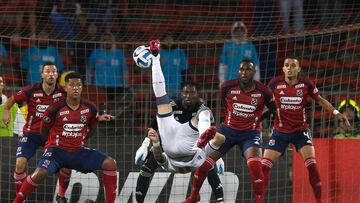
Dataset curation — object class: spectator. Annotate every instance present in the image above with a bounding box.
[219,21,260,86]
[20,31,64,85]
[160,33,188,98]
[278,0,304,34]
[87,33,128,100]
[334,99,360,138]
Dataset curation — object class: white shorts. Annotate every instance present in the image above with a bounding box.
[159,148,206,173]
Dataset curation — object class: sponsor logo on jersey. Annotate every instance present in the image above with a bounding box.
[60,110,70,116]
[230,90,241,94]
[63,123,84,132]
[53,93,62,98]
[280,97,302,104]
[33,93,43,97]
[232,96,237,100]
[279,90,285,95]
[251,93,261,98]
[296,89,303,96]
[36,104,49,112]
[276,85,286,89]
[232,109,255,118]
[233,103,256,112]
[280,104,302,110]
[80,109,90,114]
[295,83,304,88]
[313,87,319,94]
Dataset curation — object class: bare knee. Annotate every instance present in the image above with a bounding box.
[102,157,117,171]
[15,157,28,173]
[30,168,48,183]
[212,132,225,147]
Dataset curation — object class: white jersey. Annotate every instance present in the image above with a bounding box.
[156,113,206,172]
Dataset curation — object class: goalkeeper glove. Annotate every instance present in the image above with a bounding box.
[216,158,225,175]
[134,137,150,165]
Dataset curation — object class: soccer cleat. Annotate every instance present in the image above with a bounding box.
[197,126,217,149]
[182,194,200,203]
[149,39,160,56]
[56,194,68,203]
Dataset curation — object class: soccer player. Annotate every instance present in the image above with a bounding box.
[2,62,71,202]
[13,72,117,203]
[184,59,275,203]
[135,81,225,203]
[146,39,225,174]
[262,57,350,203]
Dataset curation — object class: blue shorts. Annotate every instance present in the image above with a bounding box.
[217,124,262,155]
[16,133,47,160]
[38,147,108,175]
[265,129,313,154]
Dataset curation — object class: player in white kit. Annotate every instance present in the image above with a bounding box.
[147,39,225,173]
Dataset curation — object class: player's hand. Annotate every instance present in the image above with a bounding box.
[147,128,159,142]
[135,137,150,165]
[2,109,10,126]
[216,158,225,175]
[98,114,115,121]
[149,39,160,56]
[336,113,351,127]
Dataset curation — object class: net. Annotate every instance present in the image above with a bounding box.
[0,0,359,202]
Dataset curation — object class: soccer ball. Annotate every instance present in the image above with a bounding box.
[133,45,152,68]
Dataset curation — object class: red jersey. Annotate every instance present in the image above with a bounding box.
[42,99,98,151]
[13,83,65,135]
[268,76,320,133]
[221,79,274,131]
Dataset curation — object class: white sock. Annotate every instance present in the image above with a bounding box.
[151,55,167,98]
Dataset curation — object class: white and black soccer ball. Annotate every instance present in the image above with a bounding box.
[133,45,152,68]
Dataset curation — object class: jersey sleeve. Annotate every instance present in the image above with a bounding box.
[306,78,320,99]
[89,104,99,128]
[13,86,32,103]
[263,87,275,107]
[195,104,215,124]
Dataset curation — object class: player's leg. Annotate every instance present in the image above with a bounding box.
[56,168,72,203]
[13,134,42,193]
[135,152,160,203]
[294,130,321,202]
[262,130,289,196]
[207,168,224,203]
[244,146,264,203]
[149,39,172,115]
[101,157,118,203]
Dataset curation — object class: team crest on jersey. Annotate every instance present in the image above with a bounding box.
[251,98,258,105]
[80,115,87,123]
[268,139,275,146]
[296,89,303,97]
[43,116,51,123]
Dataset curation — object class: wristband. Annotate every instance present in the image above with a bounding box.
[152,141,160,147]
[333,110,340,115]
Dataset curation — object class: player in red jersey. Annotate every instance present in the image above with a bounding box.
[2,62,71,202]
[184,59,276,203]
[13,72,117,203]
[262,58,350,203]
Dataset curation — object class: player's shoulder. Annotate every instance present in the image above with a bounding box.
[268,76,284,86]
[255,81,271,94]
[80,99,98,112]
[222,79,238,89]
[47,99,67,113]
[19,83,42,95]
[298,76,316,87]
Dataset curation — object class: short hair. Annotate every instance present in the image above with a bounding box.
[181,81,200,92]
[239,58,255,69]
[65,72,82,83]
[40,62,57,73]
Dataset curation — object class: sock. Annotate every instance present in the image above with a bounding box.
[305,157,322,201]
[204,140,220,155]
[151,55,167,98]
[207,168,224,203]
[103,170,117,203]
[247,157,264,201]
[189,157,216,199]
[261,158,274,195]
[136,153,158,203]
[13,176,38,203]
[57,169,71,196]
[13,171,26,194]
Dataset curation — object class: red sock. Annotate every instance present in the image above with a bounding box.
[190,157,215,199]
[103,170,117,203]
[261,158,273,195]
[13,171,26,194]
[13,176,38,203]
[57,169,71,196]
[305,157,322,201]
[247,157,264,201]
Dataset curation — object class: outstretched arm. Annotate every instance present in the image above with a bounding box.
[2,96,16,126]
[316,95,350,127]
